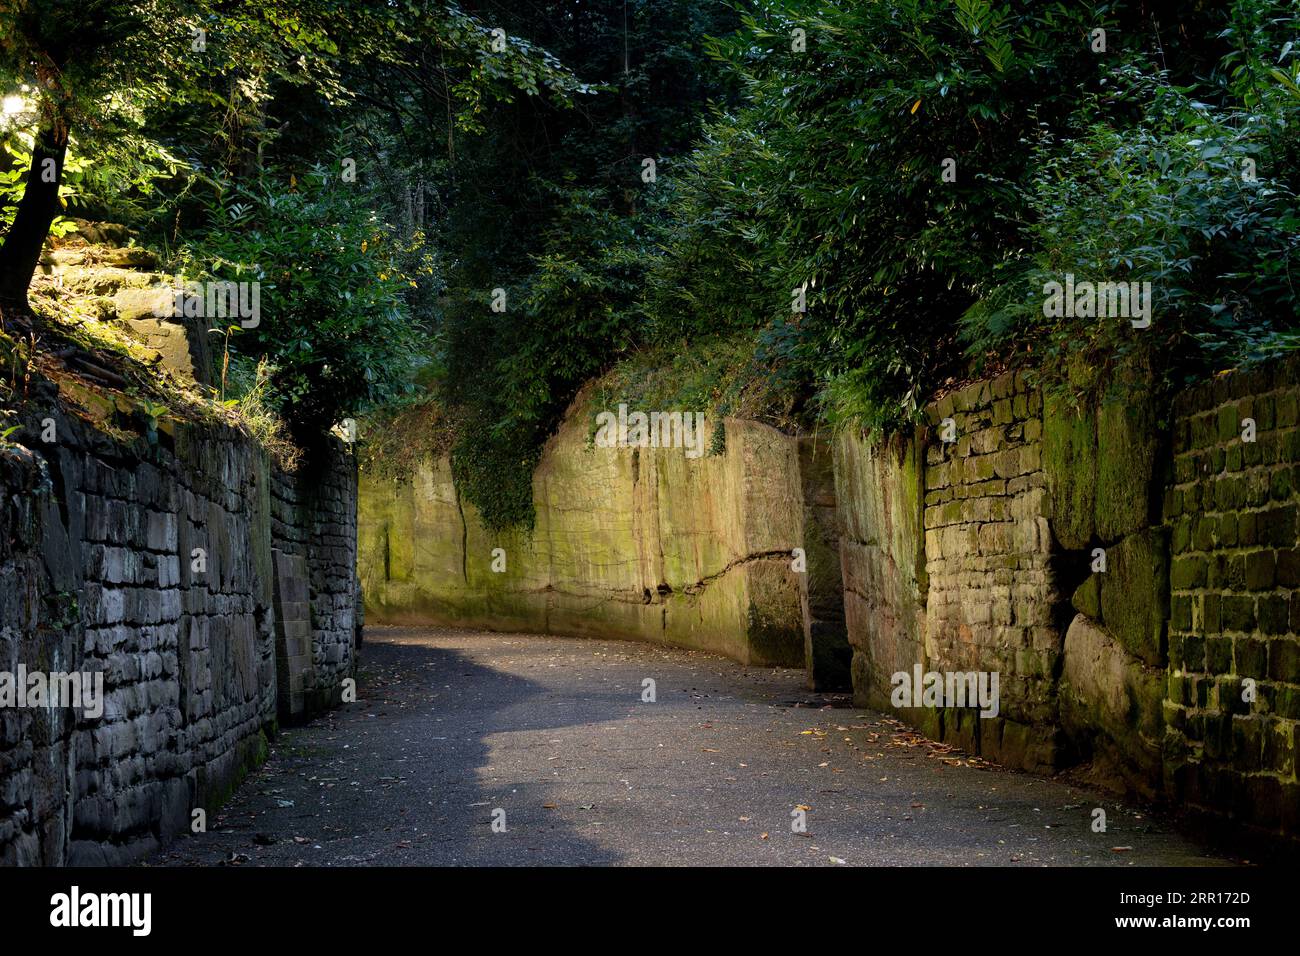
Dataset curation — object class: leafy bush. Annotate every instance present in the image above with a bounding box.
[654,0,1125,427]
[421,0,742,528]
[182,166,427,434]
[637,0,1300,429]
[962,69,1300,396]
[591,333,799,437]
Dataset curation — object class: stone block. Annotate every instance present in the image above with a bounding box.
[1098,529,1169,668]
[1059,615,1164,797]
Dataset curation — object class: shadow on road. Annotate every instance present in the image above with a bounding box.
[150,628,621,866]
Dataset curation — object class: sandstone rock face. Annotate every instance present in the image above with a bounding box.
[360,405,813,666]
[834,428,926,714]
[0,391,358,866]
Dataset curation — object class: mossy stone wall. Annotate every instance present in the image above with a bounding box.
[836,358,1300,841]
[1164,355,1300,838]
[0,381,358,866]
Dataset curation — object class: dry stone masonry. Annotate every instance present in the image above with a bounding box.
[1165,357,1300,837]
[0,383,359,865]
[835,359,1300,844]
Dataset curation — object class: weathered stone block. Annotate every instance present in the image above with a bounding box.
[1096,391,1158,541]
[1060,614,1164,796]
[1098,529,1169,668]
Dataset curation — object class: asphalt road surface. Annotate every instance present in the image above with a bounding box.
[148,626,1237,867]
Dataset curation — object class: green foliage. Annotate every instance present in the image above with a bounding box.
[449,419,540,532]
[640,123,782,341]
[405,0,741,528]
[6,0,1299,519]
[0,131,76,238]
[0,122,183,240]
[662,0,1126,426]
[961,69,1300,395]
[181,166,427,432]
[440,180,656,529]
[591,333,799,438]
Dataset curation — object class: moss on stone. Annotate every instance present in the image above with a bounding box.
[1096,392,1158,541]
[1041,390,1096,550]
[1098,529,1169,668]
[358,405,808,667]
[1072,574,1101,619]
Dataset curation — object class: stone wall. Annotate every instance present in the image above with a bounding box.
[360,353,1298,840]
[1046,367,1169,797]
[1164,356,1300,837]
[924,372,1063,768]
[360,399,816,667]
[0,381,358,865]
[836,373,1063,770]
[834,359,1300,842]
[835,429,926,712]
[271,441,358,719]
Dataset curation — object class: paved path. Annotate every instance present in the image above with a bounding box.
[149,627,1235,867]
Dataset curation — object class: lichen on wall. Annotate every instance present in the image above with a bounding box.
[833,426,927,712]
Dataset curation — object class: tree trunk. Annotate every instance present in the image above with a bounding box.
[0,116,70,308]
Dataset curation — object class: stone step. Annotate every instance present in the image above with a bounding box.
[41,246,160,270]
[36,264,168,296]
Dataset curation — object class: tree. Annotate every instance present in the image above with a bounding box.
[0,0,582,312]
